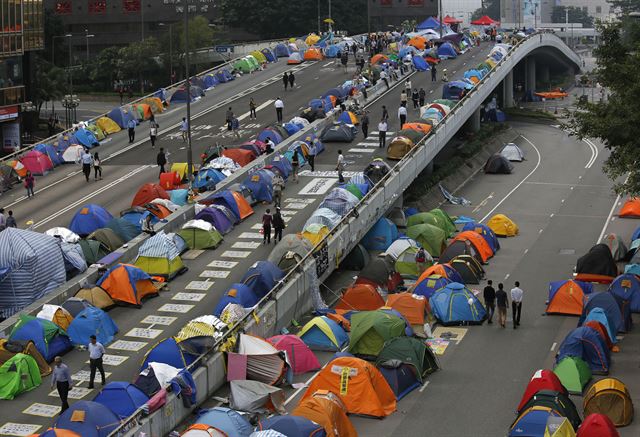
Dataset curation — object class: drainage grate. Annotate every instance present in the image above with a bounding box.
[558,249,575,255]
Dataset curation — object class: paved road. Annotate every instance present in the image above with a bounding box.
[0,43,496,435]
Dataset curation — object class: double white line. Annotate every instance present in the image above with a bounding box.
[583,138,598,169]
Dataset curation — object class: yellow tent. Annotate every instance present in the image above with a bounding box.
[306,33,321,46]
[36,304,74,331]
[487,214,519,237]
[583,377,634,426]
[142,97,165,113]
[302,223,329,247]
[250,50,267,64]
[96,116,121,134]
[171,162,195,181]
[543,417,576,437]
[485,58,497,68]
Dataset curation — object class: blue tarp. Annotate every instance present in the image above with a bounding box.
[107,107,136,129]
[141,337,196,370]
[54,401,120,437]
[429,282,486,325]
[72,128,100,148]
[309,98,324,110]
[258,415,326,437]
[241,261,284,298]
[68,306,118,346]
[69,204,113,236]
[361,218,399,251]
[608,273,640,313]
[556,326,610,374]
[196,407,253,437]
[283,122,302,135]
[244,169,273,203]
[461,222,500,252]
[92,382,149,419]
[213,283,259,316]
[194,207,233,234]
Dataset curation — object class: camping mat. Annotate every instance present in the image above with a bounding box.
[432,327,468,343]
[181,249,205,260]
[426,339,450,355]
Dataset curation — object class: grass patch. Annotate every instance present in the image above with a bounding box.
[503,107,557,120]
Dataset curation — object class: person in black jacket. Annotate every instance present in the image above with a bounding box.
[272,207,285,243]
[483,280,496,324]
[157,148,167,176]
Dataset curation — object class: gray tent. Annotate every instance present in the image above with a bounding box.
[229,380,286,414]
[268,234,314,271]
[601,233,628,262]
[500,143,525,161]
[320,123,357,142]
[387,207,407,228]
[484,153,514,174]
[340,244,371,270]
[304,207,341,230]
[58,241,88,277]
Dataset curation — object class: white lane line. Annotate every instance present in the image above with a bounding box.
[419,380,430,393]
[480,136,542,223]
[33,165,151,229]
[539,229,543,234]
[597,187,623,243]
[550,342,557,352]
[524,249,529,254]
[504,273,510,280]
[583,139,598,169]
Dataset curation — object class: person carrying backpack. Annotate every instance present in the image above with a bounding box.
[415,247,428,273]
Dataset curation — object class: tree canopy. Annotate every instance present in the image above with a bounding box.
[565,17,640,195]
[471,0,500,21]
[551,6,594,28]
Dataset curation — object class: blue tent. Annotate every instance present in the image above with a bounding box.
[322,95,335,112]
[556,326,610,374]
[430,282,486,325]
[309,98,324,110]
[608,273,640,313]
[319,187,359,217]
[274,43,291,57]
[461,222,500,252]
[196,407,253,436]
[34,143,63,166]
[324,45,340,58]
[437,42,458,58]
[241,261,284,298]
[284,146,307,167]
[170,189,188,206]
[244,169,273,203]
[464,69,484,81]
[631,226,640,242]
[213,283,259,316]
[214,69,235,83]
[67,306,118,346]
[283,122,302,135]
[170,87,196,104]
[583,308,617,344]
[194,168,226,190]
[257,127,284,144]
[269,155,292,179]
[299,316,349,351]
[54,134,75,153]
[579,292,625,334]
[201,74,219,89]
[378,363,421,400]
[414,274,452,299]
[509,407,562,437]
[412,55,429,71]
[323,87,347,99]
[9,316,72,362]
[261,47,277,62]
[361,218,399,251]
[443,82,470,100]
[399,46,418,58]
[258,415,326,437]
[72,128,100,148]
[195,207,233,234]
[54,401,120,437]
[106,217,139,242]
[92,382,149,419]
[190,76,206,90]
[141,337,196,370]
[416,17,441,30]
[69,204,113,236]
[154,88,168,102]
[120,209,155,233]
[106,107,136,129]
[206,190,242,222]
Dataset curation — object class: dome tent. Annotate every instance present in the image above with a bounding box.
[92,381,149,419]
[179,219,223,250]
[429,282,486,325]
[67,306,118,346]
[69,204,113,237]
[9,315,72,362]
[134,231,186,279]
[583,378,633,426]
[53,401,120,437]
[0,353,41,400]
[96,263,158,307]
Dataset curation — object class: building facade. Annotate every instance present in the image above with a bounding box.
[501,0,543,29]
[556,0,616,23]
[1,0,44,153]
[442,0,482,27]
[369,0,438,30]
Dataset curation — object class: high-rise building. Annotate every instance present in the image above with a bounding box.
[556,0,616,22]
[369,0,438,30]
[501,0,542,28]
[1,0,44,153]
[442,0,483,26]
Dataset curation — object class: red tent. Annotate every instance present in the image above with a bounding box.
[131,183,169,207]
[21,150,53,176]
[577,413,620,437]
[517,369,567,412]
[443,15,462,24]
[471,15,499,26]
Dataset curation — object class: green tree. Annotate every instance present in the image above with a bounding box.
[471,0,500,21]
[564,18,640,195]
[173,15,215,54]
[31,55,67,116]
[551,6,594,28]
[118,37,161,94]
[607,0,640,14]
[87,46,121,90]
[43,9,67,66]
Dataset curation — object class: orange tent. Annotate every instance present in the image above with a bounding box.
[371,54,389,65]
[223,148,256,167]
[28,430,81,437]
[402,122,432,134]
[159,172,182,190]
[293,390,358,437]
[326,313,351,331]
[418,264,457,282]
[619,198,640,218]
[301,356,396,418]
[546,280,589,316]
[8,159,27,178]
[304,48,324,61]
[97,263,158,306]
[134,103,153,120]
[144,203,172,219]
[408,36,427,50]
[231,191,254,219]
[450,230,494,263]
[385,293,429,326]
[335,284,385,312]
[132,183,169,207]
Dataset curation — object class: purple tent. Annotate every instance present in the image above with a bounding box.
[195,207,233,234]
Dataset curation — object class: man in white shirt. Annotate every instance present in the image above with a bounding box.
[378,119,388,148]
[88,334,106,388]
[274,97,284,122]
[510,281,524,329]
[398,105,408,128]
[81,149,93,182]
[336,149,345,183]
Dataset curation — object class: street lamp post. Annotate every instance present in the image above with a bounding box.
[183,2,193,185]
[67,35,74,95]
[159,23,175,84]
[141,1,145,41]
[52,34,72,66]
[61,94,80,129]
[84,29,95,61]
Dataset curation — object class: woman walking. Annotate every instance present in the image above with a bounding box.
[93,152,102,180]
[24,171,35,198]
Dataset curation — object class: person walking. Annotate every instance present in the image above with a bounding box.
[379,69,389,89]
[274,97,284,122]
[262,208,273,244]
[405,79,412,97]
[249,98,257,120]
[282,72,289,91]
[288,71,295,89]
[483,280,496,324]
[411,88,420,109]
[180,117,189,142]
[308,141,316,172]
[81,149,93,182]
[361,110,370,138]
[157,148,167,176]
[414,247,428,274]
[127,118,136,143]
[511,281,524,329]
[51,356,72,413]
[398,104,408,128]
[6,210,16,228]
[87,335,106,389]
[93,152,102,180]
[231,116,240,139]
[336,150,345,183]
[291,149,300,183]
[272,207,285,243]
[24,171,35,198]
[149,116,159,148]
[225,107,234,130]
[381,105,389,122]
[496,283,508,328]
[418,87,426,107]
[341,51,348,73]
[378,119,388,148]
[400,90,408,106]
[272,173,284,207]
[431,64,437,82]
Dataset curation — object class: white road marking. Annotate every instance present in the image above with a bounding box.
[208,260,238,268]
[22,403,62,418]
[596,184,625,243]
[0,423,42,436]
[232,241,261,249]
[298,178,337,195]
[524,248,529,254]
[222,250,252,258]
[158,303,194,312]
[349,148,376,153]
[109,340,148,351]
[504,273,510,280]
[140,315,176,325]
[583,138,598,169]
[550,213,554,218]
[186,280,214,290]
[419,380,430,393]
[550,342,557,351]
[561,199,565,203]
[480,136,542,223]
[125,327,163,339]
[539,229,543,234]
[200,270,230,278]
[172,292,206,301]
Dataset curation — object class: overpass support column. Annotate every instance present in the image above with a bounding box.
[539,65,550,86]
[467,107,481,133]
[525,57,536,92]
[503,70,514,109]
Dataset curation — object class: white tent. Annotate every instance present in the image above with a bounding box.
[61,144,84,163]
[238,334,287,385]
[383,238,420,260]
[45,227,80,243]
[182,219,215,232]
[500,143,525,162]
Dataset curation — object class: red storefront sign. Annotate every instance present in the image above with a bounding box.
[0,106,18,121]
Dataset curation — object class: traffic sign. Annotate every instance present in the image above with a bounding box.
[215,45,234,53]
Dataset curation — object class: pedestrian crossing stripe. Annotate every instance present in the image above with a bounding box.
[349,148,376,153]
[370,131,395,135]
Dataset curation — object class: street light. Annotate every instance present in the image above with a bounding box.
[51,33,72,66]
[61,94,80,129]
[158,22,175,84]
[182,1,194,186]
[84,29,95,61]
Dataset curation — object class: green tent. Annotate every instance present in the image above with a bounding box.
[428,208,457,237]
[433,99,456,108]
[406,224,447,257]
[348,311,406,358]
[343,183,363,200]
[395,246,431,278]
[178,226,223,250]
[376,336,439,380]
[79,239,107,265]
[245,55,260,70]
[11,314,66,340]
[85,123,106,141]
[234,57,259,74]
[553,356,592,394]
[406,212,449,233]
[0,354,42,399]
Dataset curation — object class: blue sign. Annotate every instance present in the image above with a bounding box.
[215,45,234,53]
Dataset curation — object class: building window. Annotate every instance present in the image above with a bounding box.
[596,6,602,14]
[123,0,140,13]
[89,0,106,14]
[408,0,424,5]
[582,6,588,13]
[54,1,72,15]
[380,0,392,6]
